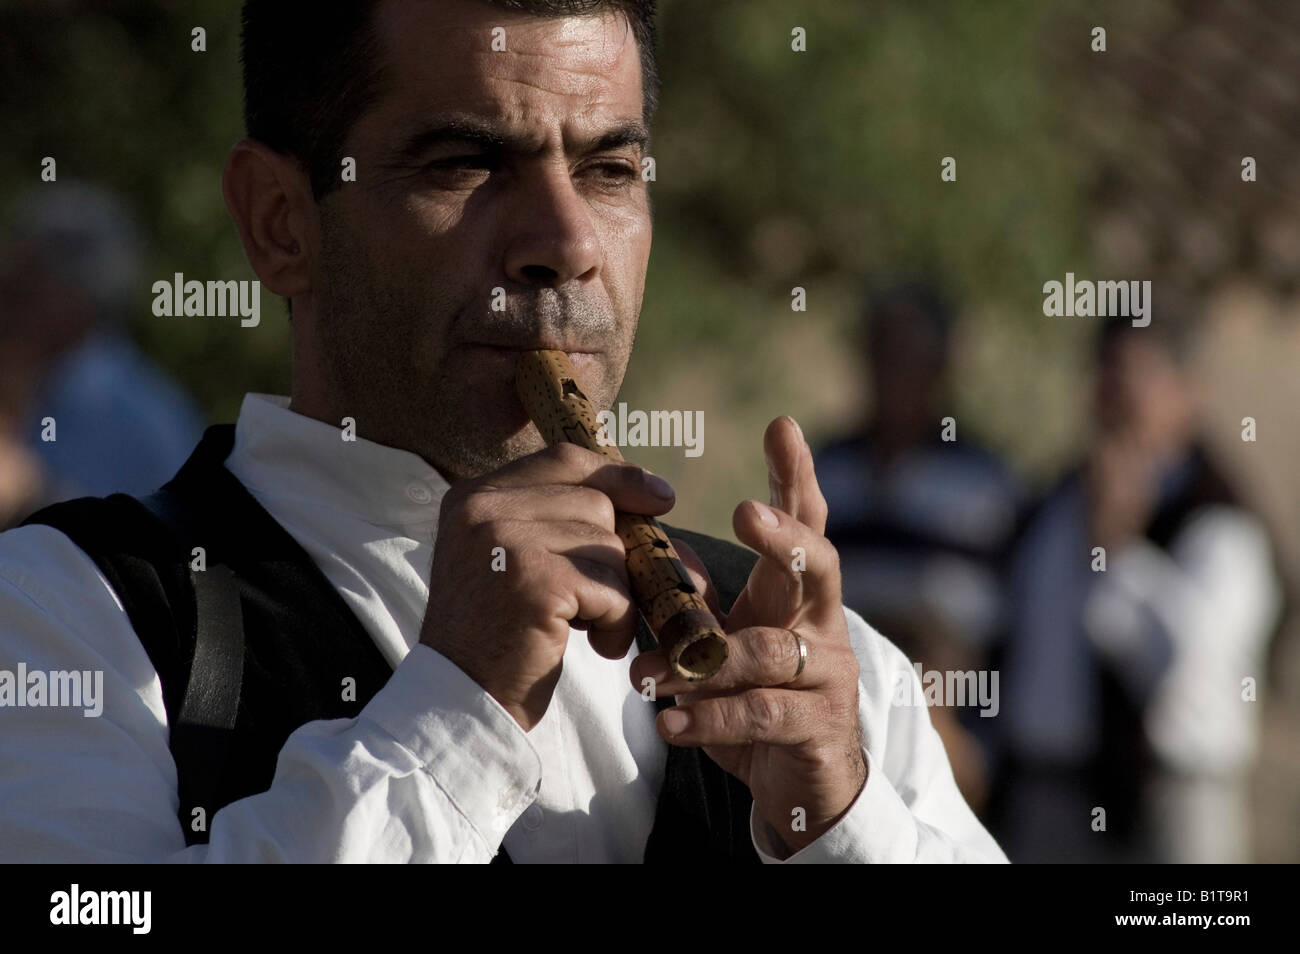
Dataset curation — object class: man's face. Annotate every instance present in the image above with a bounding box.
[1094,333,1195,452]
[310,0,652,480]
[868,313,946,444]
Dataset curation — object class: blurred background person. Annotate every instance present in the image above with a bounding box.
[0,288,45,527]
[0,184,204,529]
[990,312,1285,862]
[813,282,1021,809]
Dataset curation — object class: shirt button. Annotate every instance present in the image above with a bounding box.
[522,804,544,832]
[497,785,522,815]
[405,482,433,504]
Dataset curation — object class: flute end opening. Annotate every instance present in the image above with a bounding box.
[671,630,729,681]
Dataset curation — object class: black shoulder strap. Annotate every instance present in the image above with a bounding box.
[137,490,246,736]
[23,488,247,847]
[139,490,247,843]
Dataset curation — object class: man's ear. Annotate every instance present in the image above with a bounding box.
[221,138,315,298]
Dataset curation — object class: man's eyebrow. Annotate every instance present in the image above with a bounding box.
[396,116,649,160]
[583,120,650,154]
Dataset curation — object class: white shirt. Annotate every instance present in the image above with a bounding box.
[0,393,1007,863]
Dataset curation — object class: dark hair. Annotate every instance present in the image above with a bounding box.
[240,0,659,201]
[1096,285,1204,367]
[860,280,955,360]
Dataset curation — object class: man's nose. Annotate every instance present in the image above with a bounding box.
[502,166,602,287]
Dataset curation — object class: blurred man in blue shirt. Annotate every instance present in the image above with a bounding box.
[0,184,204,526]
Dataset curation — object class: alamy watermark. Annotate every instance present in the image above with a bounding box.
[1042,272,1151,327]
[151,272,261,327]
[50,884,150,934]
[892,663,1000,718]
[595,403,704,458]
[0,664,103,717]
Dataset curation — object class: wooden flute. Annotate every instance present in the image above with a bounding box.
[514,349,729,681]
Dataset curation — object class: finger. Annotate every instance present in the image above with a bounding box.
[763,416,828,535]
[731,500,841,611]
[633,625,821,696]
[513,520,636,657]
[528,519,627,565]
[486,484,621,533]
[560,554,638,660]
[792,424,830,535]
[473,441,676,516]
[628,649,751,701]
[763,417,802,516]
[656,688,819,747]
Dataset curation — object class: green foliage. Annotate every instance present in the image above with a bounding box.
[0,2,285,423]
[0,0,1135,509]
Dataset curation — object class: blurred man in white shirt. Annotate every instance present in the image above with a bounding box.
[993,313,1282,862]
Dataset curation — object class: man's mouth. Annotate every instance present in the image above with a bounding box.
[460,342,598,371]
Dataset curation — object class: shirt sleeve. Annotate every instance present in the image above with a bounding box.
[1082,506,1282,774]
[0,525,541,863]
[748,606,1009,863]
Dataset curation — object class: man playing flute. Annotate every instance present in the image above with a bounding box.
[0,0,1006,863]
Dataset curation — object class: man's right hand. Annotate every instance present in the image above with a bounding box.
[419,442,676,730]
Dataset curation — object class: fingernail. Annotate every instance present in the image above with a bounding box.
[754,501,780,528]
[662,708,691,735]
[644,469,675,499]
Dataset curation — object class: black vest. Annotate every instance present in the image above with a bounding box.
[22,424,761,863]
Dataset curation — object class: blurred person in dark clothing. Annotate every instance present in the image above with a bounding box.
[813,283,1020,807]
[991,314,1283,862]
[0,184,205,529]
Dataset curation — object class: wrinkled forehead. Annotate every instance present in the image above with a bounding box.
[372,0,643,132]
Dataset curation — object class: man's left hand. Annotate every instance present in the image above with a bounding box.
[629,416,866,854]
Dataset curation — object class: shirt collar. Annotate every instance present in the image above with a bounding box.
[230,393,450,535]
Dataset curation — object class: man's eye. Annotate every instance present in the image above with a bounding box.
[422,157,637,190]
[428,157,493,171]
[421,155,496,185]
[584,162,638,187]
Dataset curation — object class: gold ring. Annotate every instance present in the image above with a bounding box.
[788,629,808,680]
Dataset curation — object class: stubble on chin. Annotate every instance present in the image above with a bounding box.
[426,350,628,482]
